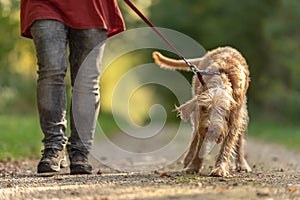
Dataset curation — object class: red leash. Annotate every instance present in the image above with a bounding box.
[123,0,220,85]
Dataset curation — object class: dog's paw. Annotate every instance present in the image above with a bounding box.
[183,157,202,174]
[236,162,252,173]
[209,166,231,177]
[183,167,199,174]
[183,162,201,174]
[183,155,193,168]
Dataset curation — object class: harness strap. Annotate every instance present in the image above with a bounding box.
[182,57,205,85]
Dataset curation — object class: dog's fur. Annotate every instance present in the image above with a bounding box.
[153,46,251,177]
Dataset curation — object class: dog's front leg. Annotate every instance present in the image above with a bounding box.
[235,134,251,172]
[209,135,236,177]
[235,104,251,172]
[183,131,204,174]
[183,109,200,168]
[209,118,240,177]
[183,129,199,168]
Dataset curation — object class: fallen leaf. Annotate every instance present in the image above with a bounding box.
[289,187,297,193]
[153,170,160,175]
[256,173,264,179]
[160,173,172,178]
[232,182,238,187]
[97,169,102,175]
[218,178,227,182]
[256,191,269,197]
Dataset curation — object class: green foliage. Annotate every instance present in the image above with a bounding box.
[0,0,299,159]
[146,0,299,123]
[0,1,20,71]
[0,0,37,115]
[0,75,36,114]
[1,0,299,121]
[261,0,300,120]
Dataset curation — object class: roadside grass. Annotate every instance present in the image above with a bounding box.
[248,120,300,151]
[0,115,42,160]
[0,115,299,160]
[0,113,120,160]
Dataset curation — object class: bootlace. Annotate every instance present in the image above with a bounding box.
[72,151,88,162]
[41,149,59,158]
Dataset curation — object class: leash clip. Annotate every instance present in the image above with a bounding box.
[199,70,221,76]
[184,58,221,76]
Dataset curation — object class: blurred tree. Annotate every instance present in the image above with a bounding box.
[1,0,299,122]
[144,0,299,122]
[0,0,36,114]
[262,0,300,119]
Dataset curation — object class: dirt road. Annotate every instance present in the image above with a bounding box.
[0,138,299,200]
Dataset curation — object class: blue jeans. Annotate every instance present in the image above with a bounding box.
[30,20,107,154]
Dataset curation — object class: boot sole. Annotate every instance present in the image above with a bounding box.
[37,157,68,173]
[70,164,92,175]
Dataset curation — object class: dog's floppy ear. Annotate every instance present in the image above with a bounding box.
[175,96,198,121]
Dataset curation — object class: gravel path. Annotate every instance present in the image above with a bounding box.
[0,138,299,200]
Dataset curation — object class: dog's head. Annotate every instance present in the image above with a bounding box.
[197,76,236,144]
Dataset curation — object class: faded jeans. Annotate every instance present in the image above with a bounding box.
[30,20,107,154]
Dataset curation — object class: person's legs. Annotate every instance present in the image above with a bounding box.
[31,20,69,173]
[68,28,107,174]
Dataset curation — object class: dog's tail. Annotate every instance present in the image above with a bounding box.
[152,51,202,71]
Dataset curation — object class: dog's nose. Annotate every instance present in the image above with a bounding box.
[207,127,215,134]
[206,127,222,144]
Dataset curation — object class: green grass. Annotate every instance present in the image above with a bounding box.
[248,120,300,151]
[0,115,299,160]
[0,113,123,160]
[0,115,43,160]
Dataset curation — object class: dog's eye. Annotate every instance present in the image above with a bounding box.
[200,106,208,113]
[225,114,230,122]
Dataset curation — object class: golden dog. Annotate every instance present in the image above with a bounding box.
[153,47,251,177]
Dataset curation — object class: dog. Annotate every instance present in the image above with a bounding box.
[152,46,251,177]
